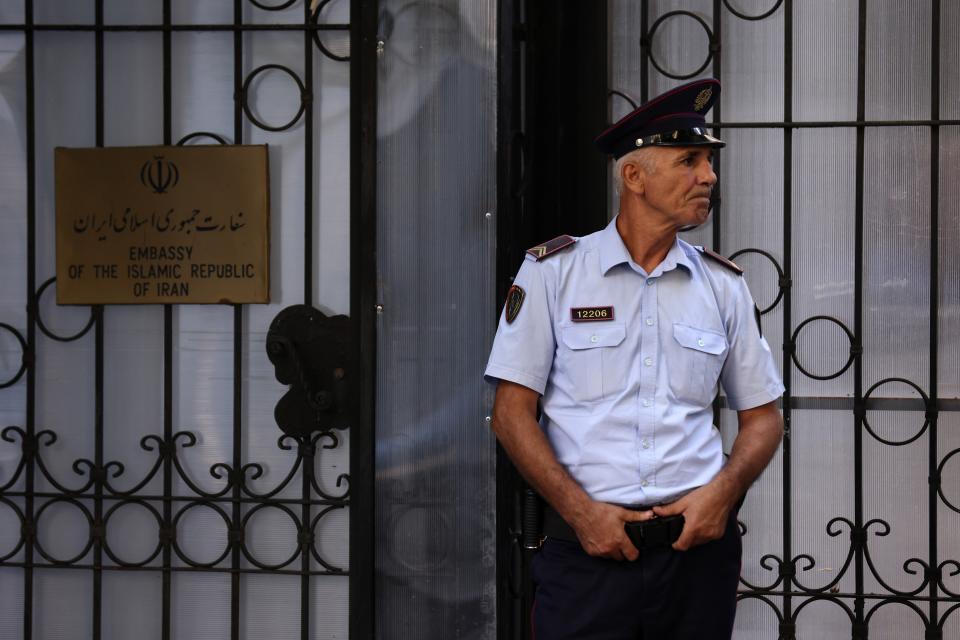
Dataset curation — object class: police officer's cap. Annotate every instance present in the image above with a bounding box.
[595,78,725,159]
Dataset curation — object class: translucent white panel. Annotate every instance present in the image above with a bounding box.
[939,128,960,398]
[375,0,497,638]
[608,0,644,121]
[863,127,930,390]
[103,572,161,640]
[0,5,24,23]
[172,501,231,567]
[866,601,929,639]
[243,1,305,26]
[310,575,349,640]
[791,410,856,594]
[728,406,785,591]
[34,0,93,24]
[171,306,235,497]
[793,0,858,121]
[0,32,27,448]
[648,7,713,82]
[34,570,90,640]
[731,595,782,640]
[794,598,856,639]
[172,573,230,640]
[171,32,235,142]
[791,129,856,398]
[242,502,300,569]
[313,42,351,315]
[862,414,929,595]
[0,568,23,640]
[104,0,161,24]
[942,3,960,119]
[104,33,163,145]
[865,0,931,120]
[312,501,349,570]
[0,33,27,309]
[242,575,300,640]
[172,0,233,25]
[103,499,163,566]
[938,412,960,600]
[721,3,784,121]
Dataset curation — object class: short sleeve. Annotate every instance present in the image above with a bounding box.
[719,277,785,410]
[484,258,555,394]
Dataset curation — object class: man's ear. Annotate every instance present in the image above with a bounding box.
[621,160,645,196]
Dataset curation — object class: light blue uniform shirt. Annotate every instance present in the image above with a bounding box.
[485,217,785,505]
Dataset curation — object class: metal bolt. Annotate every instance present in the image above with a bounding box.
[485,416,491,423]
[376,40,385,54]
[484,212,492,219]
[375,304,384,314]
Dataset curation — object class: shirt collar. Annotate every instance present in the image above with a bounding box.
[598,216,695,277]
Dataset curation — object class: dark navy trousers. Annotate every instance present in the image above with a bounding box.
[530,510,742,639]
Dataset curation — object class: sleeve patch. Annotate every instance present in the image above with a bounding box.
[526,235,577,261]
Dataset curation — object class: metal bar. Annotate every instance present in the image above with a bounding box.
[231,306,243,640]
[92,4,105,638]
[349,0,379,637]
[711,0,721,252]
[231,3,244,640]
[23,1,36,637]
[0,23,350,32]
[0,562,350,577]
[640,1,649,104]
[781,0,795,632]
[304,0,314,306]
[928,0,941,630]
[708,119,960,129]
[853,0,867,631]
[161,4,174,640]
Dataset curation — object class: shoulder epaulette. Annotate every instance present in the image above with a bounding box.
[526,235,577,261]
[695,246,743,275]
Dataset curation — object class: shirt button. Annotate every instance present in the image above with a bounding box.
[642,399,651,407]
[643,357,653,367]
[641,479,649,487]
[645,317,654,326]
[641,439,650,449]
[590,335,599,343]
[697,338,705,347]
[646,279,655,286]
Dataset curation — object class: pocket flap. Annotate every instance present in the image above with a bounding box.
[561,323,626,350]
[672,323,727,355]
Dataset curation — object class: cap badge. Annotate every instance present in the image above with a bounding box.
[694,88,712,112]
[505,284,525,324]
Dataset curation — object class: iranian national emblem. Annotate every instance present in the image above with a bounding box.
[694,88,712,112]
[505,284,525,324]
[140,155,180,194]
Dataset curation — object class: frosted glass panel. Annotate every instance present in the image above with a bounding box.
[374,1,497,638]
[793,0,857,121]
[942,2,960,119]
[865,0,931,121]
[720,3,784,121]
[791,129,857,398]
[939,127,960,399]
[863,127,930,390]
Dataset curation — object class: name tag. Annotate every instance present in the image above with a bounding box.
[571,306,614,322]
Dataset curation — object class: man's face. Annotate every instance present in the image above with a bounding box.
[640,146,717,229]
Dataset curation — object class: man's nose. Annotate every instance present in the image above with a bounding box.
[699,159,718,186]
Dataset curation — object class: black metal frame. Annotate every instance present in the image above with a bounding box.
[0,1,378,639]
[496,1,960,638]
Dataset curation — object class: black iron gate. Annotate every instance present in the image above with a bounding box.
[497,1,960,638]
[0,1,378,638]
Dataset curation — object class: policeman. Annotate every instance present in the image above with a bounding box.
[485,78,785,639]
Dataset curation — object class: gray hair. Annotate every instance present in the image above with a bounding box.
[613,147,659,195]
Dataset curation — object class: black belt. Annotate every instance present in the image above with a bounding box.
[542,504,684,550]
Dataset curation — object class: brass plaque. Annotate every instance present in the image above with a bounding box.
[55,145,270,304]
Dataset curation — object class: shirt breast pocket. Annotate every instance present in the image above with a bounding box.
[669,323,728,405]
[558,323,626,404]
